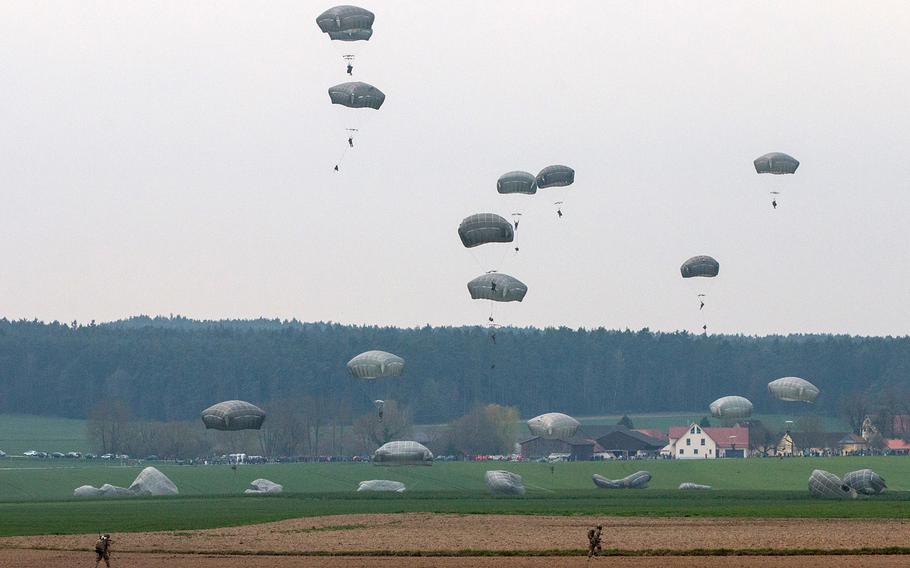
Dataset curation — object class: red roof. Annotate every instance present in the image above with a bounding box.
[634,428,666,442]
[668,425,749,449]
[886,438,910,450]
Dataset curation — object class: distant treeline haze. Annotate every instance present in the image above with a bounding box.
[1,317,908,429]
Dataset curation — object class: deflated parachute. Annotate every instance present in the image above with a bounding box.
[843,469,886,495]
[709,396,753,419]
[467,273,527,302]
[536,165,575,188]
[346,350,405,379]
[768,377,820,403]
[679,482,712,490]
[497,171,537,195]
[527,412,580,440]
[593,471,651,489]
[808,469,856,499]
[485,470,526,495]
[357,479,406,492]
[244,479,283,495]
[458,214,514,248]
[372,441,433,466]
[754,152,799,175]
[329,82,385,109]
[201,400,266,431]
[680,256,720,278]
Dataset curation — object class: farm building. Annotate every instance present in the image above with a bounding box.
[662,423,750,459]
[776,432,868,456]
[586,426,666,458]
[518,435,597,460]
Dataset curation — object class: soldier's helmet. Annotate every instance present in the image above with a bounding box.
[596,525,602,530]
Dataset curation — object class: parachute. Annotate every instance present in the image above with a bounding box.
[357,479,406,492]
[679,482,712,490]
[497,171,538,195]
[808,469,856,499]
[593,471,651,489]
[467,273,527,302]
[754,152,799,175]
[843,469,886,495]
[527,412,580,440]
[372,441,433,466]
[680,256,720,278]
[346,350,405,379]
[768,377,820,403]
[458,214,514,248]
[536,165,575,188]
[316,6,375,41]
[373,399,385,411]
[201,400,266,431]
[485,470,526,495]
[244,479,283,495]
[709,396,753,420]
[329,82,385,109]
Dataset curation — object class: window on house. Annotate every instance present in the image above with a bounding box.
[686,438,691,446]
[679,449,684,455]
[696,426,701,434]
[708,449,712,455]
[690,427,696,434]
[700,439,706,446]
[694,449,699,455]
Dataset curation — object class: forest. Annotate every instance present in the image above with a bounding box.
[0,316,907,428]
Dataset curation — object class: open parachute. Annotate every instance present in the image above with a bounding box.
[347,350,405,379]
[497,171,538,195]
[754,152,799,175]
[768,376,820,403]
[526,412,580,439]
[709,396,753,419]
[201,400,266,431]
[680,256,720,278]
[329,82,385,109]
[458,214,514,248]
[372,441,433,466]
[485,470,526,495]
[467,273,527,302]
[316,5,375,41]
[536,165,575,188]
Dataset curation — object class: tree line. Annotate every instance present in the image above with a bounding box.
[1,317,908,430]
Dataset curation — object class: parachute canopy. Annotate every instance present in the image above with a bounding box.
[527,412,580,440]
[372,441,433,466]
[536,165,575,189]
[808,469,856,499]
[458,214,514,248]
[316,5,375,41]
[485,470,526,495]
[768,376,820,403]
[245,479,283,495]
[709,396,753,420]
[373,399,385,410]
[754,152,799,175]
[497,171,538,195]
[467,273,527,302]
[347,350,405,379]
[357,479,406,492]
[679,482,712,490]
[680,255,720,278]
[593,471,651,489]
[843,469,886,495]
[329,82,385,109]
[201,400,266,431]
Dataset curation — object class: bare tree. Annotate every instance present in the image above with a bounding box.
[838,391,870,434]
[87,399,131,454]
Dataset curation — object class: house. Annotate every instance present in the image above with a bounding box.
[862,414,910,439]
[518,435,597,460]
[885,438,910,455]
[589,426,666,458]
[776,431,863,456]
[662,423,750,459]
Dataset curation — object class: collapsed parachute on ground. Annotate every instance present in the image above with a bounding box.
[316,5,375,41]
[843,469,886,495]
[201,400,266,431]
[329,82,385,109]
[808,469,856,499]
[768,377,820,403]
[75,467,178,498]
[372,441,433,466]
[680,255,720,278]
[679,482,712,490]
[347,350,405,379]
[593,471,651,489]
[245,479,283,495]
[485,470,526,495]
[527,412,580,440]
[467,273,527,302]
[358,479,407,492]
[458,214,514,248]
[497,171,537,195]
[536,165,575,188]
[709,396,753,419]
[754,152,799,175]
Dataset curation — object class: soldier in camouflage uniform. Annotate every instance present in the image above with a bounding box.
[587,525,602,558]
[94,534,112,567]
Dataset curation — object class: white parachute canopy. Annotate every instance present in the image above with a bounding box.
[372,441,433,466]
[808,469,856,499]
[768,377,820,403]
[245,479,284,495]
[592,471,651,489]
[357,480,407,492]
[527,412,580,440]
[709,396,753,419]
[485,470,526,495]
[75,466,178,497]
[679,482,712,490]
[843,469,886,495]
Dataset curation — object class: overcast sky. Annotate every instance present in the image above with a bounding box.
[2,1,909,335]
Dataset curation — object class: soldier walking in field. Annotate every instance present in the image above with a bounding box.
[94,534,112,568]
[587,525,602,559]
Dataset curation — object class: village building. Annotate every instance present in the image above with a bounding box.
[662,423,749,459]
[776,431,868,456]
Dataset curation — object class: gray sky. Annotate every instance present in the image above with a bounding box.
[2,1,910,335]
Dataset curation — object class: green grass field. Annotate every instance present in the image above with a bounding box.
[0,457,907,536]
[0,414,90,455]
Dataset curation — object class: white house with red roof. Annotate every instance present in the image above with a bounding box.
[662,422,750,459]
